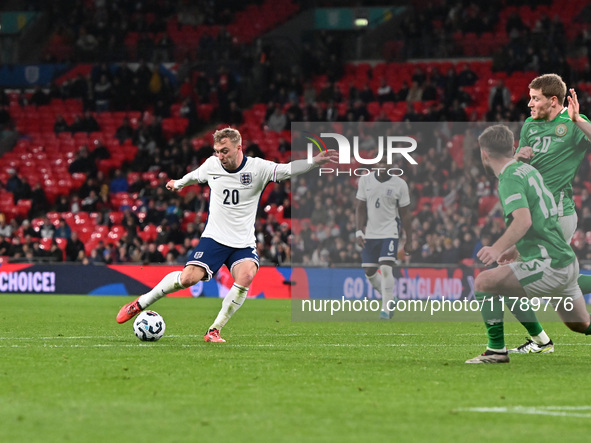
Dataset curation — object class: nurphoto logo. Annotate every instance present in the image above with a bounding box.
[304,130,418,177]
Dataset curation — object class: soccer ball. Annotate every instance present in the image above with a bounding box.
[133,310,166,342]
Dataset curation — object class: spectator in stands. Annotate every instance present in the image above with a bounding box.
[115,116,135,144]
[53,114,70,133]
[53,218,71,239]
[0,104,11,133]
[488,79,511,112]
[39,216,55,239]
[30,85,50,106]
[122,209,140,239]
[9,236,24,258]
[406,81,423,103]
[0,216,12,237]
[94,74,112,112]
[81,190,99,212]
[75,26,99,61]
[91,139,110,162]
[13,175,32,204]
[324,101,339,122]
[47,240,64,262]
[445,99,468,121]
[457,64,478,87]
[179,96,199,134]
[141,242,165,264]
[266,105,287,132]
[422,79,438,101]
[69,115,86,133]
[359,84,374,104]
[402,102,420,122]
[153,98,171,119]
[6,168,22,195]
[69,145,97,176]
[81,110,100,132]
[440,237,461,263]
[351,100,370,122]
[20,219,36,237]
[286,98,303,123]
[109,169,129,194]
[396,81,410,102]
[31,241,46,260]
[0,234,10,256]
[377,79,395,103]
[154,32,174,62]
[302,81,317,105]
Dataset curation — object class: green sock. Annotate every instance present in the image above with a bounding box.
[578,274,591,295]
[585,323,591,336]
[475,291,505,350]
[507,299,543,337]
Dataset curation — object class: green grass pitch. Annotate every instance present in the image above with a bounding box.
[1,294,591,442]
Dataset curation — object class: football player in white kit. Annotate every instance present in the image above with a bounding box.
[117,127,338,342]
[355,157,413,319]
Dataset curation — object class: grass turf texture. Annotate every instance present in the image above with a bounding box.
[1,294,590,443]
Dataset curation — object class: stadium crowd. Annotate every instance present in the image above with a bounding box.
[1,0,591,267]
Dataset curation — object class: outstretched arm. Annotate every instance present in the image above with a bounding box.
[275,149,339,180]
[166,168,201,191]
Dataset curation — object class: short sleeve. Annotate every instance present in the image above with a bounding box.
[498,176,527,216]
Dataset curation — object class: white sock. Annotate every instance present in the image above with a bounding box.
[531,331,550,345]
[210,283,248,331]
[380,264,395,313]
[367,271,382,293]
[138,271,185,308]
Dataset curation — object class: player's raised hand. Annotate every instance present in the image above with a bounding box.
[567,88,582,123]
[313,149,339,165]
[515,146,533,163]
[165,179,177,191]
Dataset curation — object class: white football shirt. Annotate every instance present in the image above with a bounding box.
[174,156,304,248]
[356,173,410,239]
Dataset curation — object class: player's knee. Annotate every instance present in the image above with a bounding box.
[234,264,257,286]
[179,274,197,288]
[364,267,378,277]
[379,264,393,279]
[474,273,493,293]
[180,268,204,288]
[241,270,257,286]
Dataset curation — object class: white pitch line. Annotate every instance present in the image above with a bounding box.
[456,406,591,418]
[2,342,591,349]
[0,332,531,341]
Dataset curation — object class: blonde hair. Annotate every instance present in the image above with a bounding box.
[529,73,567,105]
[213,127,241,145]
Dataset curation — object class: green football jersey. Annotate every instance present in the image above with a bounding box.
[517,109,591,216]
[498,159,576,268]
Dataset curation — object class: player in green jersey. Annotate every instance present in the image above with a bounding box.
[507,74,591,353]
[466,124,591,363]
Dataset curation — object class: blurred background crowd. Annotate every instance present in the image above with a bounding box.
[1,0,591,267]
